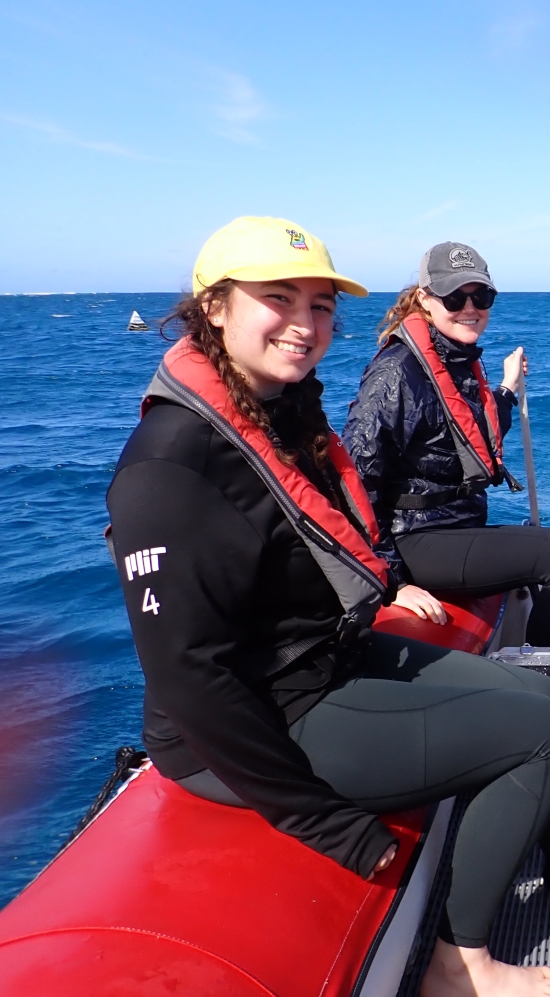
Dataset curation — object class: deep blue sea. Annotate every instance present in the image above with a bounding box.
[2,292,550,908]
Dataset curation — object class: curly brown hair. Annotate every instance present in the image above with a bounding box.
[160,279,333,471]
[377,284,431,345]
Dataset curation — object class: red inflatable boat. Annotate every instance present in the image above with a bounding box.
[0,591,528,996]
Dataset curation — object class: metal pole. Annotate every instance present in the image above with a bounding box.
[518,366,540,527]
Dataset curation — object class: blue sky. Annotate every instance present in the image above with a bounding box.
[1,0,549,292]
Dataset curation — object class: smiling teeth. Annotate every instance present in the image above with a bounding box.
[272,341,308,354]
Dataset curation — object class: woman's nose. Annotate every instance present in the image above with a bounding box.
[290,305,316,336]
[461,297,478,315]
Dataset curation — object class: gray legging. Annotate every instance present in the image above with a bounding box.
[181,632,550,948]
[396,524,550,644]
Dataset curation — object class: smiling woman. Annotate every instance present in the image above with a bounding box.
[343,240,550,642]
[189,276,336,397]
[158,216,364,470]
[218,278,336,397]
[106,218,550,997]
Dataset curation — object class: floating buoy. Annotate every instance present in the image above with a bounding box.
[127,310,149,331]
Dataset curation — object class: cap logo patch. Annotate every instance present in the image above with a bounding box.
[286,229,308,251]
[449,247,475,269]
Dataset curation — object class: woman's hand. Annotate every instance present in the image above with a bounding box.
[393,584,447,625]
[501,346,527,394]
[366,844,398,881]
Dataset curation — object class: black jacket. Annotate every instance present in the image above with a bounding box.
[342,331,516,584]
[107,398,396,879]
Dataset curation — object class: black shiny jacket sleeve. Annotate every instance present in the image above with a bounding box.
[107,402,396,879]
[342,344,516,585]
[493,384,516,433]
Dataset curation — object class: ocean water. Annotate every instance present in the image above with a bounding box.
[1,291,550,908]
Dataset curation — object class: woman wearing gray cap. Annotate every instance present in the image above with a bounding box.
[343,241,550,639]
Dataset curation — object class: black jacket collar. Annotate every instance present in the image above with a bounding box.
[430,325,483,366]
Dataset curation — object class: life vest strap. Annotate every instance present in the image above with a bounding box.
[501,465,524,493]
[395,316,503,485]
[390,483,488,510]
[149,358,389,611]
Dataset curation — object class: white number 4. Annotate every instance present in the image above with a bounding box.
[142,587,160,615]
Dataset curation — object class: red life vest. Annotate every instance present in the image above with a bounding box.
[396,314,503,486]
[142,337,389,618]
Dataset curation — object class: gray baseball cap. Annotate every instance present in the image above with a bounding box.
[419,242,497,296]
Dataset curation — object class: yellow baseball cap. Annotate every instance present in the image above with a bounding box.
[192,216,368,297]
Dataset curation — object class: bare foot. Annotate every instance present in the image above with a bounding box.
[420,939,550,997]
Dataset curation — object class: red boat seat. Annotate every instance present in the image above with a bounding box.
[374,593,504,654]
[0,597,503,995]
[0,765,430,997]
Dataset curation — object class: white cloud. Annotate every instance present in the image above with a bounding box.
[0,112,175,162]
[466,214,550,243]
[0,7,69,42]
[412,200,460,224]
[209,70,270,144]
[489,14,542,54]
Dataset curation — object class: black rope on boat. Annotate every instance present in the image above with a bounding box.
[59,746,148,852]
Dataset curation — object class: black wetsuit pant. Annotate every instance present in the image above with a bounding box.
[396,524,550,645]
[183,633,550,948]
[294,633,550,948]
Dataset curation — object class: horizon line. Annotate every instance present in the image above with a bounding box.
[3,289,550,297]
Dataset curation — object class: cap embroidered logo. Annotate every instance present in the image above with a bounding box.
[286,229,309,250]
[449,247,475,269]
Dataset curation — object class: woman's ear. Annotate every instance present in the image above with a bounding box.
[202,297,224,327]
[416,288,433,319]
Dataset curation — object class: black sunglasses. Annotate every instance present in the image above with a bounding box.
[429,286,497,312]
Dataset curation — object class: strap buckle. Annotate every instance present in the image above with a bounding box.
[455,483,475,499]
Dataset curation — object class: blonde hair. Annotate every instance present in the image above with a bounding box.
[377,284,432,345]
